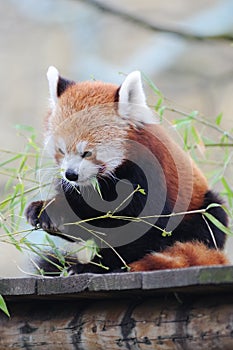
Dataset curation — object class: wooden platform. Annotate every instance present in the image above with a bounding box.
[1,265,233,349]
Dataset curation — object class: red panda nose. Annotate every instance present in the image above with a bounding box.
[65,169,79,182]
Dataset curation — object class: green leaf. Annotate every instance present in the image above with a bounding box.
[172,118,192,128]
[161,230,172,237]
[15,124,35,133]
[18,155,28,173]
[205,203,222,210]
[0,195,11,210]
[141,72,163,98]
[45,235,65,266]
[191,125,201,144]
[154,98,163,111]
[203,212,232,235]
[91,178,103,199]
[221,177,233,207]
[10,183,23,209]
[158,106,166,118]
[188,110,199,118]
[215,113,223,126]
[83,239,99,260]
[220,204,233,219]
[0,154,22,168]
[0,295,10,317]
[221,177,233,196]
[183,126,189,150]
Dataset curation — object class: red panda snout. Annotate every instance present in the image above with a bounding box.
[61,158,100,187]
[65,169,79,182]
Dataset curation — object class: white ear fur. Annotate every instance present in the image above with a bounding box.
[119,71,146,106]
[47,66,59,108]
[118,71,155,124]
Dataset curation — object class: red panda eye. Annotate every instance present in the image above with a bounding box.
[58,148,65,155]
[82,151,92,158]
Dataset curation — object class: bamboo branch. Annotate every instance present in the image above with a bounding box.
[76,0,233,42]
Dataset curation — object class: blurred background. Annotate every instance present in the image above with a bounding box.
[0,0,232,275]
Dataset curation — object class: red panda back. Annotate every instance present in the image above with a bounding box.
[127,123,208,213]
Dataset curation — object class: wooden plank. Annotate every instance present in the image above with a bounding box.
[1,266,233,298]
[142,265,233,290]
[1,294,233,349]
[37,274,93,295]
[1,267,233,348]
[0,277,36,296]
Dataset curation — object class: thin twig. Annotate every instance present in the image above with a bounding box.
[76,0,233,42]
[166,106,233,141]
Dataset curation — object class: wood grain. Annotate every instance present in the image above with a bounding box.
[1,266,233,349]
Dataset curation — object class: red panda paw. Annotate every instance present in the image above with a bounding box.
[25,200,59,233]
[129,241,229,272]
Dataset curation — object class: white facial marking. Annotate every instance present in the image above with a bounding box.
[48,139,125,187]
[57,138,66,155]
[78,159,99,185]
[61,154,82,177]
[96,144,124,172]
[77,141,88,155]
[60,153,99,186]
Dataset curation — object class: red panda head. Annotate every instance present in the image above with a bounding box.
[44,66,156,188]
[41,66,210,232]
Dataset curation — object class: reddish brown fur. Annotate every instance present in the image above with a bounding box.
[45,81,118,130]
[28,73,229,275]
[129,241,229,271]
[127,124,208,214]
[46,78,209,216]
[59,81,118,117]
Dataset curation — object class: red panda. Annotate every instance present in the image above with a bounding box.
[25,67,229,274]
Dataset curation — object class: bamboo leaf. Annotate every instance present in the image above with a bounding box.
[158,106,166,118]
[188,110,199,118]
[172,118,192,128]
[45,235,65,266]
[0,154,22,168]
[0,295,10,317]
[215,113,223,126]
[203,212,232,235]
[91,178,103,199]
[222,177,233,196]
[15,124,35,133]
[142,72,163,98]
[154,97,163,111]
[205,203,222,210]
[18,155,28,173]
[221,177,233,207]
[162,230,172,237]
[138,188,146,195]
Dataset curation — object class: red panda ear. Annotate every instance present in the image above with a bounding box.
[118,71,155,124]
[47,66,75,108]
